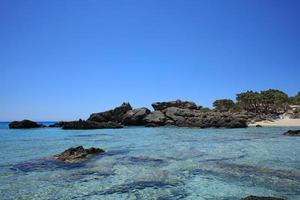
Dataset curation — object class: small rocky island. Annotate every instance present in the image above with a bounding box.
[9,120,45,129]
[283,130,300,136]
[54,146,105,163]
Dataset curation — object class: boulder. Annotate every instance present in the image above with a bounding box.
[54,146,105,163]
[241,196,284,200]
[121,107,150,125]
[144,111,166,126]
[283,130,300,136]
[9,120,45,129]
[61,120,123,130]
[152,100,199,111]
[88,102,132,123]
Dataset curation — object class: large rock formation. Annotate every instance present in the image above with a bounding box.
[9,120,45,129]
[283,130,300,136]
[88,102,132,123]
[121,107,150,125]
[61,120,123,130]
[54,146,105,163]
[152,100,199,111]
[241,196,284,200]
[144,111,167,126]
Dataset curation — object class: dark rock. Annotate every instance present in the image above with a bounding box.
[9,120,45,129]
[144,111,166,126]
[48,121,66,128]
[54,146,105,163]
[283,130,300,136]
[241,196,284,200]
[88,102,132,123]
[121,107,150,125]
[152,100,199,111]
[256,125,262,127]
[61,120,123,130]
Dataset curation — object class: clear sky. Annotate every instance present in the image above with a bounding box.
[1,0,299,121]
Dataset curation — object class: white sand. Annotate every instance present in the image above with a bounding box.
[249,118,300,127]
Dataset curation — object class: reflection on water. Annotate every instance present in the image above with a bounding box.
[0,123,300,199]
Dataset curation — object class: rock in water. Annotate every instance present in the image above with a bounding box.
[88,102,132,123]
[283,130,300,136]
[54,146,105,163]
[9,120,44,129]
[121,107,150,125]
[61,120,123,130]
[241,196,284,200]
[144,111,167,126]
[152,100,199,111]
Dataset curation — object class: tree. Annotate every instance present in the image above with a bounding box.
[289,92,300,105]
[236,91,261,113]
[236,89,289,114]
[213,99,235,112]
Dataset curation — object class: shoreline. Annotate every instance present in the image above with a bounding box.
[249,118,300,127]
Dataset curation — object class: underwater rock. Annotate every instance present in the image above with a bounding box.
[9,120,45,129]
[241,196,284,200]
[54,146,105,163]
[283,130,300,136]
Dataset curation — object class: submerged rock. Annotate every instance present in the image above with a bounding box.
[152,100,199,111]
[61,120,123,130]
[283,130,300,136]
[241,196,284,200]
[9,120,45,129]
[88,102,132,123]
[54,146,105,163]
[121,107,150,125]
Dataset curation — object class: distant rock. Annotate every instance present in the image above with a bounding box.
[152,100,199,111]
[61,120,123,130]
[88,103,132,123]
[48,121,66,128]
[144,111,167,126]
[9,120,45,129]
[54,146,105,163]
[121,107,150,125]
[241,196,284,200]
[283,130,300,136]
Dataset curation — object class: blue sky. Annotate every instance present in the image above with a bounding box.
[1,0,299,121]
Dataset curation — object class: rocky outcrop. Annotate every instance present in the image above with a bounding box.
[48,121,66,128]
[61,120,123,130]
[241,196,284,200]
[121,108,150,125]
[54,146,104,163]
[152,100,199,111]
[144,111,167,126]
[283,130,300,136]
[150,106,247,128]
[9,120,45,129]
[88,103,132,123]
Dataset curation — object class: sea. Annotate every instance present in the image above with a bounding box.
[0,122,299,200]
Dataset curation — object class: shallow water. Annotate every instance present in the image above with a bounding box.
[0,122,300,200]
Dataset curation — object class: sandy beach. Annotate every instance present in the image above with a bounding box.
[249,118,300,127]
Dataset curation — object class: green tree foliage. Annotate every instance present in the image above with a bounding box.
[289,92,300,105]
[236,89,289,114]
[213,99,235,112]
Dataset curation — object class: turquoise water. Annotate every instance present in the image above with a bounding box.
[0,122,300,200]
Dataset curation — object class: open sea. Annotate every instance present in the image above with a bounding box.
[0,122,300,200]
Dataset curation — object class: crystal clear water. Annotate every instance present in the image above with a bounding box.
[0,122,300,200]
